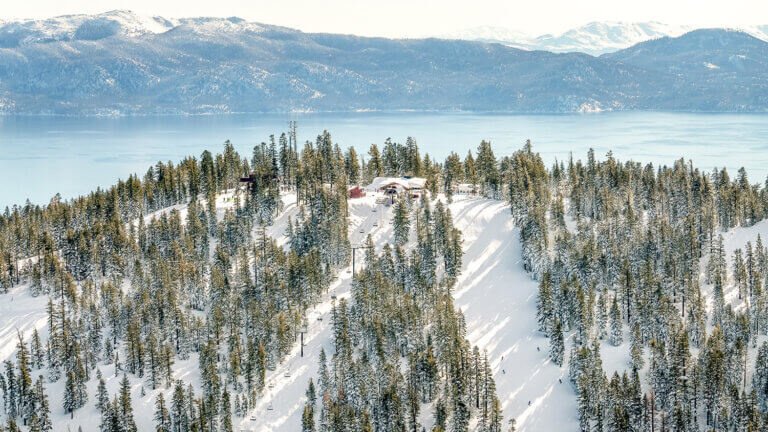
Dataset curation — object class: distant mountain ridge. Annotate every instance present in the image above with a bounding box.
[0,10,176,47]
[0,11,767,115]
[440,21,768,56]
[603,29,768,110]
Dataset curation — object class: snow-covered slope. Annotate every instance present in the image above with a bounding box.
[0,286,49,363]
[0,190,400,431]
[4,190,767,431]
[0,10,175,47]
[744,25,768,42]
[243,194,579,431]
[449,197,578,430]
[231,193,394,431]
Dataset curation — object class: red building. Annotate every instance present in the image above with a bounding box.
[348,186,366,199]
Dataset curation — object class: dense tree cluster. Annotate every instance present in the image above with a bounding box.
[0,131,490,432]
[530,150,768,431]
[303,196,500,432]
[0,131,351,431]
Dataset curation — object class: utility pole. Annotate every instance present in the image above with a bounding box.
[288,119,298,194]
[650,390,655,432]
[254,225,266,289]
[289,120,297,153]
[299,320,308,357]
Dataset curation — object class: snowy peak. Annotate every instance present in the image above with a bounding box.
[443,21,768,56]
[741,24,768,42]
[171,16,270,38]
[0,11,289,49]
[441,21,697,55]
[531,21,691,55]
[0,10,175,47]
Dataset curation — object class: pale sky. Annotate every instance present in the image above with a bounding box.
[1,0,766,37]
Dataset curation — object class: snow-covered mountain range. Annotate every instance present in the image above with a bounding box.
[0,10,176,46]
[440,21,768,56]
[1,11,768,115]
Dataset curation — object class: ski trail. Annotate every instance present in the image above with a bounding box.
[448,197,579,432]
[0,286,49,363]
[239,195,392,431]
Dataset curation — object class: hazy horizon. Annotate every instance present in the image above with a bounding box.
[1,0,766,38]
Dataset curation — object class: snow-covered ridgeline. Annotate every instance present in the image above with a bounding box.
[439,21,768,56]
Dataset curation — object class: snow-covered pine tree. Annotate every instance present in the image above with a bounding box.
[392,198,410,246]
[154,392,171,432]
[609,296,623,346]
[549,319,565,366]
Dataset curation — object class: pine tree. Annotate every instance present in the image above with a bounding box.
[753,342,768,413]
[155,393,171,432]
[302,404,316,432]
[609,296,623,346]
[596,289,608,340]
[549,319,565,366]
[96,369,109,415]
[443,152,463,203]
[118,374,138,432]
[31,330,44,369]
[221,389,233,432]
[171,382,190,432]
[392,198,410,245]
[629,324,644,370]
[536,273,554,333]
[63,370,77,418]
[34,376,51,432]
[367,145,383,180]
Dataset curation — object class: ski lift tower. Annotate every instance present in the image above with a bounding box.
[350,243,374,274]
[299,319,309,357]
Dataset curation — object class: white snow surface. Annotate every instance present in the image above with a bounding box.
[0,285,50,363]
[450,198,578,431]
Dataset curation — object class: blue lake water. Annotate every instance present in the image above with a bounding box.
[1,111,768,207]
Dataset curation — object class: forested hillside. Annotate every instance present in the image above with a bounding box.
[2,11,768,114]
[0,132,767,431]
